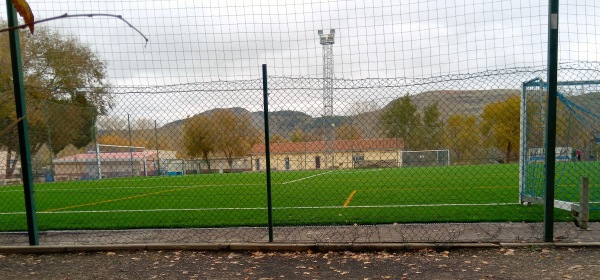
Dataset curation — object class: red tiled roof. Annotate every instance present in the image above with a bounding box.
[251,138,404,154]
[53,151,157,163]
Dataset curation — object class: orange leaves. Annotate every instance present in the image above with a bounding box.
[10,0,34,34]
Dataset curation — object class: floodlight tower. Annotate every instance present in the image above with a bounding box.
[318,29,335,169]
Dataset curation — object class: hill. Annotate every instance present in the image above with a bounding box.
[137,89,522,154]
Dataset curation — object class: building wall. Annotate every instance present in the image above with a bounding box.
[54,161,149,179]
[251,149,402,171]
[53,162,85,179]
[99,161,146,177]
[52,150,178,179]
[0,151,21,178]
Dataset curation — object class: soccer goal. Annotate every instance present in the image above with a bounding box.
[401,149,450,167]
[90,144,147,179]
[519,78,600,227]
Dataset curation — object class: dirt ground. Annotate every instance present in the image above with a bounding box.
[1,247,599,279]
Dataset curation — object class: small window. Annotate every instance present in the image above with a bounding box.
[284,157,290,170]
[352,154,365,162]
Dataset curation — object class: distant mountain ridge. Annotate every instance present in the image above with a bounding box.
[162,89,521,141]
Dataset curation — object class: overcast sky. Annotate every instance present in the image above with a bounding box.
[2,0,599,122]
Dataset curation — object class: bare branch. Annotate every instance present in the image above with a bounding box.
[0,116,25,137]
[0,13,149,44]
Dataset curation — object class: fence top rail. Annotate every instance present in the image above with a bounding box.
[524,79,600,87]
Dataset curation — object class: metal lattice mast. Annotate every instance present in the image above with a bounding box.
[319,29,335,169]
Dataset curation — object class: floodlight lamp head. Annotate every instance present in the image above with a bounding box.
[318,29,335,45]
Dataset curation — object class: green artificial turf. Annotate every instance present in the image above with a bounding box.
[0,163,598,231]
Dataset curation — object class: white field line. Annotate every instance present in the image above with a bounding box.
[0,169,374,192]
[336,169,383,174]
[280,171,334,185]
[0,189,22,193]
[0,202,522,215]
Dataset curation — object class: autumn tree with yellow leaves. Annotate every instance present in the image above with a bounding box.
[1,24,110,176]
[480,96,521,163]
[444,114,482,164]
[183,115,215,171]
[335,123,362,141]
[184,110,260,170]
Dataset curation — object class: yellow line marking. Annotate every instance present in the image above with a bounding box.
[343,190,357,207]
[42,186,196,213]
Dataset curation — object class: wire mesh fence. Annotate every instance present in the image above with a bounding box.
[1,0,600,245]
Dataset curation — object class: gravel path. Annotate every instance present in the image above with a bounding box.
[1,247,599,279]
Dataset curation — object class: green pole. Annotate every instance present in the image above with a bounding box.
[127,114,134,176]
[154,120,161,176]
[44,101,55,180]
[91,108,101,179]
[544,0,559,242]
[5,1,39,245]
[262,64,274,242]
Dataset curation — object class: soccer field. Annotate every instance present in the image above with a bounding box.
[0,163,598,231]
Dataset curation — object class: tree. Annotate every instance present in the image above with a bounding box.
[97,134,130,146]
[379,94,421,149]
[270,133,286,143]
[96,116,126,131]
[211,110,260,169]
[134,118,155,130]
[480,96,521,163]
[290,128,305,142]
[0,25,111,176]
[444,114,481,164]
[421,102,444,149]
[183,115,215,171]
[335,123,362,140]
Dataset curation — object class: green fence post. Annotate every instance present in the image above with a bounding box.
[154,120,161,176]
[544,0,560,242]
[127,114,134,176]
[44,101,55,180]
[92,108,102,179]
[5,1,39,245]
[262,64,274,242]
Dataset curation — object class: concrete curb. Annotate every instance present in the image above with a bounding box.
[1,242,600,254]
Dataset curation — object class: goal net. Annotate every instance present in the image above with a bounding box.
[401,149,450,167]
[520,78,600,214]
[89,144,147,179]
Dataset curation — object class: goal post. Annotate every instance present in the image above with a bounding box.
[400,149,450,167]
[519,78,600,222]
[92,144,147,179]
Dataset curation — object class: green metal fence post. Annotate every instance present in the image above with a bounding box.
[262,64,274,242]
[127,113,134,176]
[91,108,102,179]
[5,1,39,245]
[544,0,560,242]
[44,100,55,180]
[154,120,161,176]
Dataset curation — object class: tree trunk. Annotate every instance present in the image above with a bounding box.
[3,146,9,179]
[5,144,16,178]
[205,159,211,172]
[505,141,512,163]
[202,152,211,172]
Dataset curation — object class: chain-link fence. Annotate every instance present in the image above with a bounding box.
[1,0,599,245]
